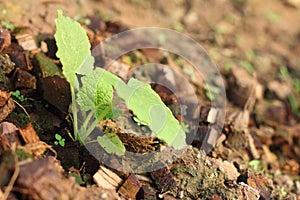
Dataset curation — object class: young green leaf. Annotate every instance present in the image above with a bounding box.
[59,139,65,147]
[97,133,126,156]
[77,68,121,120]
[55,133,62,140]
[54,9,94,87]
[115,78,186,149]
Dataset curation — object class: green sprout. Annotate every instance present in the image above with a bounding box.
[280,66,300,117]
[11,90,27,102]
[248,159,260,171]
[54,10,186,155]
[280,187,287,197]
[54,133,65,147]
[204,83,221,101]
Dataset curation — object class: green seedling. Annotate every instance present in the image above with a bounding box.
[204,83,221,101]
[54,10,186,155]
[54,133,65,147]
[280,66,300,117]
[173,22,184,33]
[11,90,27,102]
[248,159,260,171]
[280,187,287,197]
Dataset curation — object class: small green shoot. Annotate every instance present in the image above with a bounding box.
[248,159,267,172]
[173,22,184,32]
[248,159,260,171]
[266,11,280,22]
[280,187,287,197]
[180,122,189,133]
[204,83,221,101]
[280,66,289,77]
[11,90,27,102]
[239,60,254,74]
[224,61,233,71]
[54,133,65,147]
[280,66,300,117]
[69,171,84,185]
[54,10,186,155]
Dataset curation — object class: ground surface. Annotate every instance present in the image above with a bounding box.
[0,0,300,199]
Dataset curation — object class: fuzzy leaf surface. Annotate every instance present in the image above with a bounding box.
[54,9,94,86]
[115,78,186,148]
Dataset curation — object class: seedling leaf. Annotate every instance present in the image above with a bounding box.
[77,68,121,120]
[55,133,62,140]
[54,10,94,86]
[97,133,126,156]
[115,78,186,148]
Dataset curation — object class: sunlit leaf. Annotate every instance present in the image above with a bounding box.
[54,9,94,86]
[97,133,126,156]
[115,78,186,149]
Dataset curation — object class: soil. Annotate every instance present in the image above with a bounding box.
[1,0,300,199]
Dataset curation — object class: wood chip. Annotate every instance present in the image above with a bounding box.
[136,185,158,200]
[268,80,291,100]
[118,174,141,199]
[0,96,14,123]
[15,27,38,51]
[150,162,177,193]
[3,43,33,71]
[0,122,20,153]
[16,157,117,200]
[42,76,71,112]
[0,28,11,53]
[93,165,122,190]
[18,123,40,144]
[209,158,240,181]
[0,89,10,107]
[247,172,271,200]
[13,68,36,89]
[207,107,219,124]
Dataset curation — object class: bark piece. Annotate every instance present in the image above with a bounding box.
[18,123,40,144]
[0,122,20,153]
[0,89,10,107]
[247,172,271,200]
[0,28,11,53]
[267,80,291,100]
[0,54,15,83]
[136,185,158,200]
[87,16,107,34]
[13,68,36,89]
[3,43,33,71]
[14,27,38,51]
[17,157,118,200]
[239,182,260,200]
[208,158,240,181]
[42,76,71,112]
[93,165,123,190]
[226,65,263,108]
[150,162,177,193]
[118,174,141,199]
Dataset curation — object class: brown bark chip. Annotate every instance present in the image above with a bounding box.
[118,174,142,199]
[17,157,119,200]
[0,122,20,153]
[18,123,40,144]
[0,89,15,123]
